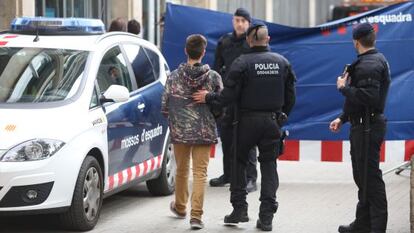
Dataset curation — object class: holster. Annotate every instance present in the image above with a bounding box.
[278,130,289,156]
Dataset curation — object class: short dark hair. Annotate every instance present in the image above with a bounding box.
[108,17,127,32]
[357,31,376,48]
[128,19,141,35]
[185,34,207,60]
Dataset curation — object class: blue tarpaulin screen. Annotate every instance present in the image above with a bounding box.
[162,2,414,141]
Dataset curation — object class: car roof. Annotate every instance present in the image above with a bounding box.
[0,32,159,52]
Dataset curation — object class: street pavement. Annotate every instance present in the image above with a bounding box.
[0,145,410,233]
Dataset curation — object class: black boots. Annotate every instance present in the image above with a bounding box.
[338,221,370,233]
[225,208,275,232]
[209,174,230,187]
[224,208,249,224]
[256,219,272,231]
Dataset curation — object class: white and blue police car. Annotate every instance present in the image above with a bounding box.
[0,17,175,231]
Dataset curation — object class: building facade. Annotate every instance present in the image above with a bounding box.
[169,0,344,27]
[0,0,164,45]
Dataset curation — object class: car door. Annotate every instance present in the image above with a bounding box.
[121,43,168,169]
[95,45,143,177]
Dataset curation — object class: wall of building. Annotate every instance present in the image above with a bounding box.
[169,0,217,10]
[0,0,35,31]
[170,0,344,27]
[108,0,142,24]
[216,0,342,27]
[217,0,267,21]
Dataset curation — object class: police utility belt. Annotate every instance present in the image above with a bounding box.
[240,110,278,118]
[240,110,287,125]
[348,113,385,126]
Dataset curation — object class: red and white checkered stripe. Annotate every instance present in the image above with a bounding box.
[278,140,414,162]
[105,155,163,192]
[0,35,18,46]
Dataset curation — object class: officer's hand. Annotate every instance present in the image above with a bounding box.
[329,118,342,133]
[337,72,349,90]
[192,90,209,104]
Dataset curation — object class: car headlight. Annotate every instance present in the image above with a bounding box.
[1,139,65,162]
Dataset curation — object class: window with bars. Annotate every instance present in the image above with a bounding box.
[35,0,104,19]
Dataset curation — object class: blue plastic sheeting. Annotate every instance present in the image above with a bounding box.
[162,2,414,140]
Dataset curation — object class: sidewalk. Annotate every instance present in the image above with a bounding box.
[200,150,410,233]
[0,145,409,233]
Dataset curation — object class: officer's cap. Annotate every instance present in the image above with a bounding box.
[247,21,267,37]
[234,8,251,22]
[352,23,375,40]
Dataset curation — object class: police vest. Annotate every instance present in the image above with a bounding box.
[239,52,287,112]
[218,33,249,78]
[347,50,390,113]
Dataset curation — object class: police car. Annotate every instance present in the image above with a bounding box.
[0,17,175,230]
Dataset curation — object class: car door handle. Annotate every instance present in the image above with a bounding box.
[137,103,146,110]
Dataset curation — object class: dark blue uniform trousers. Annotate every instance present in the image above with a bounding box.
[230,113,281,222]
[350,118,388,232]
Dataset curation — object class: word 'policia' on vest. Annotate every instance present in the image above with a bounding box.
[255,63,280,76]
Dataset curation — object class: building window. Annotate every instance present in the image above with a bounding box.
[35,0,104,19]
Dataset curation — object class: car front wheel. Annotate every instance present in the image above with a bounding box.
[59,156,103,231]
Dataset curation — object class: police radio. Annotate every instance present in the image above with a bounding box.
[342,64,350,78]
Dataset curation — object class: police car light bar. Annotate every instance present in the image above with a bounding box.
[10,17,105,35]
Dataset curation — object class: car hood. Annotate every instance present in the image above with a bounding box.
[0,105,90,150]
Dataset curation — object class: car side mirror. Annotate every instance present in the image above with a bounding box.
[100,85,129,103]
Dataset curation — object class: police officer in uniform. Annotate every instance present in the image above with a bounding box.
[210,7,259,192]
[330,23,390,233]
[193,22,296,231]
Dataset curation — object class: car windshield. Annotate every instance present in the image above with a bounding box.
[0,47,88,104]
